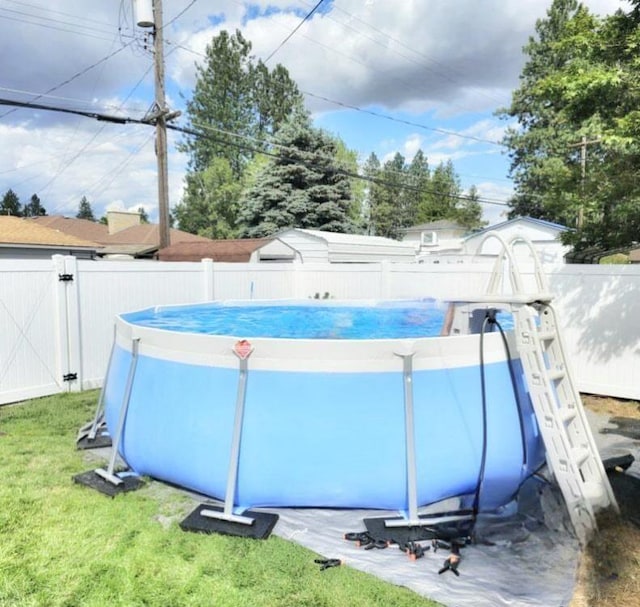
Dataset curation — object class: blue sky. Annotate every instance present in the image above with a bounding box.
[0,0,628,227]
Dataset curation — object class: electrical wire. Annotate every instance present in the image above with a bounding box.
[0,96,513,208]
[264,0,326,64]
[0,41,134,121]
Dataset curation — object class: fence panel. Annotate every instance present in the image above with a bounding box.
[0,257,638,404]
[0,260,62,404]
[549,264,640,400]
[74,259,205,389]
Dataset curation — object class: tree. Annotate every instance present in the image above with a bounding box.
[370,153,406,239]
[180,30,303,178]
[0,189,21,216]
[498,0,640,251]
[175,157,243,239]
[22,194,46,217]
[137,206,149,224]
[239,111,356,237]
[362,152,382,235]
[76,196,95,221]
[405,150,430,226]
[455,186,485,230]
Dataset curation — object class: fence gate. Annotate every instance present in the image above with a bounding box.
[0,256,80,405]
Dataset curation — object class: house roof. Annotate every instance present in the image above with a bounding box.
[0,216,99,249]
[403,220,467,233]
[158,238,271,262]
[289,228,415,250]
[31,215,211,256]
[465,217,568,241]
[101,224,210,246]
[31,216,109,243]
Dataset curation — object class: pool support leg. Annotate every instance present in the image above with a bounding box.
[374,351,473,535]
[76,328,116,450]
[181,340,279,539]
[74,338,144,496]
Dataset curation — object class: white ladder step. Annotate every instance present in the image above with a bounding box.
[538,329,556,342]
[547,368,566,382]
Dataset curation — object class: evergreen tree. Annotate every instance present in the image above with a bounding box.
[137,206,149,224]
[239,111,355,237]
[362,152,382,235]
[455,186,486,230]
[0,189,22,216]
[76,196,95,221]
[181,30,303,178]
[405,150,430,226]
[22,194,46,217]
[370,153,406,239]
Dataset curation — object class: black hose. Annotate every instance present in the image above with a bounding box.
[492,318,528,467]
[472,309,530,524]
[472,314,492,520]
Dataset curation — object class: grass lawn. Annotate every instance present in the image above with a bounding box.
[0,391,441,607]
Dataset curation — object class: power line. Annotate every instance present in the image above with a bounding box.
[165,38,504,149]
[303,91,504,146]
[264,0,326,63]
[0,96,512,208]
[0,41,134,121]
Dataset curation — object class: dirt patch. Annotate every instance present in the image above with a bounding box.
[570,395,640,607]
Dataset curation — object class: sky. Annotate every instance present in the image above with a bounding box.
[0,0,630,228]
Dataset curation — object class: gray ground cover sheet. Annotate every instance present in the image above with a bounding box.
[85,409,639,607]
[265,409,638,607]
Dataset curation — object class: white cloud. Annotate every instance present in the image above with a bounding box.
[0,0,626,221]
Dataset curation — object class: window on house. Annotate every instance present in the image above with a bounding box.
[421,231,438,246]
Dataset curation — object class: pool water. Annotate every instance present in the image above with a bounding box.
[123,301,449,340]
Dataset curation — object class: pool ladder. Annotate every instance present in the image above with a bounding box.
[473,234,618,545]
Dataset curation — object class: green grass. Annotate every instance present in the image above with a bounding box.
[0,392,440,607]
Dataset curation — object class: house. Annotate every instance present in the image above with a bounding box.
[32,211,211,259]
[0,216,99,259]
[158,238,297,262]
[402,220,468,256]
[263,228,417,263]
[462,217,570,263]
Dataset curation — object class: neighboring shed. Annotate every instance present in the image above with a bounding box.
[402,220,468,256]
[266,228,417,263]
[0,216,99,259]
[158,238,293,262]
[463,217,570,263]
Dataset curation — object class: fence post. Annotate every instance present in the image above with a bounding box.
[202,258,215,301]
[292,260,305,299]
[52,255,70,393]
[64,256,83,392]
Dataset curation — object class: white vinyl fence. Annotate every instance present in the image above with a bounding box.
[0,256,638,405]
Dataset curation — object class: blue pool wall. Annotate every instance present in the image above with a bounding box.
[104,301,545,514]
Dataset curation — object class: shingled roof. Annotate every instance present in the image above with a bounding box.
[158,238,271,262]
[31,215,212,257]
[31,216,109,243]
[0,216,99,249]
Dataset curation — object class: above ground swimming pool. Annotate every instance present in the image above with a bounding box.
[103,299,545,515]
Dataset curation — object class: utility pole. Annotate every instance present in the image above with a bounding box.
[153,0,170,250]
[135,0,179,250]
[569,136,600,230]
